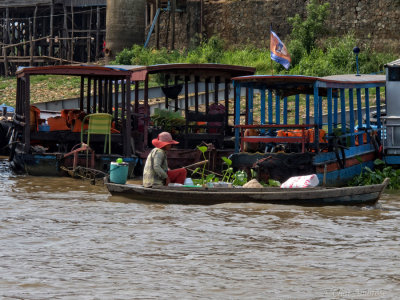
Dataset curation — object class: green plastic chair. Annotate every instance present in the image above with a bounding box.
[81,113,113,154]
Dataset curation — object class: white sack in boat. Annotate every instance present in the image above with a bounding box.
[280,174,319,188]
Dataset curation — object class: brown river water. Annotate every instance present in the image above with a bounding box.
[0,159,399,299]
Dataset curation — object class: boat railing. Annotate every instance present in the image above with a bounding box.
[234,124,318,153]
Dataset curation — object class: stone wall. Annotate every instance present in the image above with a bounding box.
[147,0,400,54]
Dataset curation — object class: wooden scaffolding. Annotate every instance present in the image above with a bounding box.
[0,0,106,76]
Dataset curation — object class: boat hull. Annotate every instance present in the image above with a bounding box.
[106,179,388,206]
[11,151,139,177]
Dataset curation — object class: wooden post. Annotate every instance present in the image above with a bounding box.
[70,3,74,62]
[29,19,34,66]
[49,2,54,57]
[126,78,132,156]
[87,77,91,114]
[155,0,160,49]
[96,6,100,60]
[24,75,30,153]
[33,5,38,56]
[80,76,85,111]
[98,78,103,112]
[87,8,92,62]
[171,0,176,50]
[225,79,230,129]
[108,79,113,114]
[63,4,68,61]
[114,80,119,121]
[144,76,149,148]
[4,7,9,76]
[195,76,199,113]
[93,79,97,113]
[205,77,210,113]
[214,76,220,104]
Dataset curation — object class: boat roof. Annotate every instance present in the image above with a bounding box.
[127,63,256,81]
[385,58,400,68]
[16,65,134,78]
[232,74,386,95]
[16,63,256,81]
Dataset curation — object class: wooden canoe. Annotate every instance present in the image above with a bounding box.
[106,178,389,206]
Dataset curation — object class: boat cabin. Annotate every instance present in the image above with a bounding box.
[11,65,137,176]
[231,74,386,186]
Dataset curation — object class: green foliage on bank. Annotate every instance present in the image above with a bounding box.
[113,0,396,77]
[350,159,400,189]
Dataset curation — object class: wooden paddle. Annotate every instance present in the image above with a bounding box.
[182,160,208,170]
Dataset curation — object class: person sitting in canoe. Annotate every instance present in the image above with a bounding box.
[143,132,187,187]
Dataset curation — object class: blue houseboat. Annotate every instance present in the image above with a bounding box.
[231,74,386,186]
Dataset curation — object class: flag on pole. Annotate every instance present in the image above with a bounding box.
[270,29,291,70]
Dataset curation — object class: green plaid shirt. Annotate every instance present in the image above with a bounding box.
[143,148,168,187]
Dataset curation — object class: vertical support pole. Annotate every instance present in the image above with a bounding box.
[356,88,363,145]
[144,76,149,148]
[224,79,229,130]
[214,76,220,104]
[376,87,381,139]
[234,83,241,153]
[135,81,139,114]
[114,80,119,121]
[313,84,319,149]
[275,93,280,124]
[70,3,74,62]
[184,75,189,121]
[327,88,332,136]
[205,77,210,113]
[295,94,300,124]
[333,94,338,128]
[98,78,103,112]
[340,88,346,135]
[194,76,199,113]
[93,79,97,113]
[108,79,113,114]
[121,80,126,124]
[164,74,169,110]
[365,88,370,143]
[306,94,310,124]
[260,88,266,125]
[268,90,273,124]
[96,6,100,59]
[283,97,288,124]
[24,75,31,153]
[87,77,91,114]
[174,76,179,112]
[87,8,92,62]
[245,88,249,125]
[3,7,9,76]
[104,79,108,113]
[155,0,160,49]
[49,2,54,57]
[319,96,323,127]
[248,87,253,125]
[33,5,38,56]
[29,18,34,66]
[63,4,68,60]
[126,78,132,156]
[349,88,355,146]
[80,77,85,111]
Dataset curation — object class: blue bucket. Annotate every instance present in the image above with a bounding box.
[110,162,129,184]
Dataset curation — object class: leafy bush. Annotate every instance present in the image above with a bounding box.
[349,159,400,189]
[288,0,330,54]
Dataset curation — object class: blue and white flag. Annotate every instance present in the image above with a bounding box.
[270,30,291,70]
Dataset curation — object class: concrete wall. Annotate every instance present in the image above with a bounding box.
[147,0,400,53]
